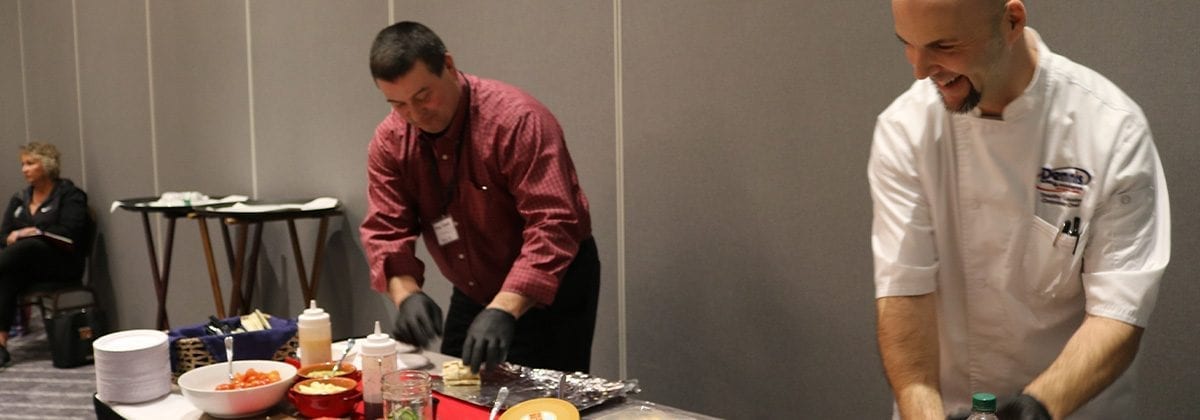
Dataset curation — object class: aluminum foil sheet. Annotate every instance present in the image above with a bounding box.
[431,362,640,411]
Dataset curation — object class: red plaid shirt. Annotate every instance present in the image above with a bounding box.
[361,72,591,306]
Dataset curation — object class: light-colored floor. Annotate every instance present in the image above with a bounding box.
[0,313,98,419]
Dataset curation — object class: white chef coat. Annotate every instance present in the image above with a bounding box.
[869,28,1170,419]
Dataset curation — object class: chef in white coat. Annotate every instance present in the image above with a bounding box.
[870,0,1170,419]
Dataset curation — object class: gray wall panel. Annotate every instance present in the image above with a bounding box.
[19,0,80,182]
[247,0,390,337]
[1032,3,1200,417]
[621,2,897,417]
[149,0,252,327]
[0,0,25,196]
[5,1,1199,418]
[394,0,619,379]
[74,0,157,329]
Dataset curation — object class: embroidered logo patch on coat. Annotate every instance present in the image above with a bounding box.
[1037,166,1091,207]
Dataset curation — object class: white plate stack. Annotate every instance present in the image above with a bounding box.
[93,329,172,404]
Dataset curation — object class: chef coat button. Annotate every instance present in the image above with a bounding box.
[1120,195,1131,204]
[468,281,475,287]
[441,154,449,160]
[457,253,465,260]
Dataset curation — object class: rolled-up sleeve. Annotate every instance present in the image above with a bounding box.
[1081,120,1170,327]
[360,120,425,293]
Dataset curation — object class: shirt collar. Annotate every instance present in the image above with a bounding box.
[964,27,1051,121]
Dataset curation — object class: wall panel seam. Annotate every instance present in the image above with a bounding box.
[144,0,159,195]
[71,0,85,188]
[612,0,627,380]
[244,0,258,198]
[17,0,29,143]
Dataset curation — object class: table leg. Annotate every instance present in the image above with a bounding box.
[286,219,312,303]
[227,222,249,316]
[196,216,226,319]
[139,213,174,330]
[310,216,330,300]
[243,222,264,310]
[285,216,331,305]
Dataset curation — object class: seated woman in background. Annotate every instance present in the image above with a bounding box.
[0,142,89,367]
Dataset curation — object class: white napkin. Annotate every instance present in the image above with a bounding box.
[209,197,339,213]
[125,192,248,208]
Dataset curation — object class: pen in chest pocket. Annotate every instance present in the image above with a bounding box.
[1055,217,1082,255]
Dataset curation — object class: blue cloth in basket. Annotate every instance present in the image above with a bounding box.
[167,316,297,373]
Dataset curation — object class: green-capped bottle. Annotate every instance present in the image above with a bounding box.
[966,393,999,420]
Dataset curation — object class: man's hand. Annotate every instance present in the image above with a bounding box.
[996,394,1051,420]
[461,308,516,374]
[392,291,443,348]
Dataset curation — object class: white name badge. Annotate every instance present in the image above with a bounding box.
[433,215,460,246]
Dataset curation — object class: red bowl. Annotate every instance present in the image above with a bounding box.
[295,361,362,383]
[288,377,362,418]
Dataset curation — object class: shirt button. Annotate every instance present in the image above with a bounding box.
[468,281,476,287]
[441,154,449,160]
[457,254,465,260]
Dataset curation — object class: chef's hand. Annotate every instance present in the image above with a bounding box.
[996,394,1051,420]
[462,308,516,374]
[392,291,443,348]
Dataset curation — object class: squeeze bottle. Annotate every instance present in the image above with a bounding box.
[361,320,398,420]
[297,299,332,367]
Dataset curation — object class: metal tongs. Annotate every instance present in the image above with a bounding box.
[489,386,509,420]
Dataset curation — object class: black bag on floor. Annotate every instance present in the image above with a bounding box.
[38,288,106,368]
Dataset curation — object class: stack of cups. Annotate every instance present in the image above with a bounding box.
[93,329,171,404]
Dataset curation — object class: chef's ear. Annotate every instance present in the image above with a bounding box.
[1001,0,1027,44]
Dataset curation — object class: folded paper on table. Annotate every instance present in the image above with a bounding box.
[206,197,339,213]
[123,192,248,209]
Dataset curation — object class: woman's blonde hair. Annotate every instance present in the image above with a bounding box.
[20,141,61,180]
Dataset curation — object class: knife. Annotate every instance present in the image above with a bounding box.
[489,386,509,420]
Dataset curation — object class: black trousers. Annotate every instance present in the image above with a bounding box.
[0,239,83,331]
[440,237,600,373]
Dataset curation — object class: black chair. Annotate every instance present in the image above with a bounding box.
[15,208,105,368]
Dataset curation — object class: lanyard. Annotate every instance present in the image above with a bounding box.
[421,77,472,216]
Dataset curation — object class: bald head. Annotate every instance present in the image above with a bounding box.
[891,0,1032,115]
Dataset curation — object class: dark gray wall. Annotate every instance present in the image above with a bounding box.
[3,1,1198,418]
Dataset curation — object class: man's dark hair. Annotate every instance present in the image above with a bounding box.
[370,21,448,82]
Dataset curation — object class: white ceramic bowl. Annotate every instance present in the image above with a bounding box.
[178,360,297,418]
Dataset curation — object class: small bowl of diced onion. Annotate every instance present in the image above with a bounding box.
[288,377,362,418]
[296,361,362,383]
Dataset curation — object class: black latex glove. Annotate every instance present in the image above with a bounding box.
[996,394,1051,420]
[461,308,517,374]
[392,292,443,348]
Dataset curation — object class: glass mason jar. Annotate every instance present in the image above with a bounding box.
[382,370,432,420]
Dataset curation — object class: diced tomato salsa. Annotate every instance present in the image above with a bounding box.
[215,368,281,390]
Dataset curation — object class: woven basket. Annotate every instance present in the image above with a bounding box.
[167,315,299,380]
[171,334,298,379]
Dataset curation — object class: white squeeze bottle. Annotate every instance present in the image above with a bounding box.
[297,299,332,367]
[361,320,398,420]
